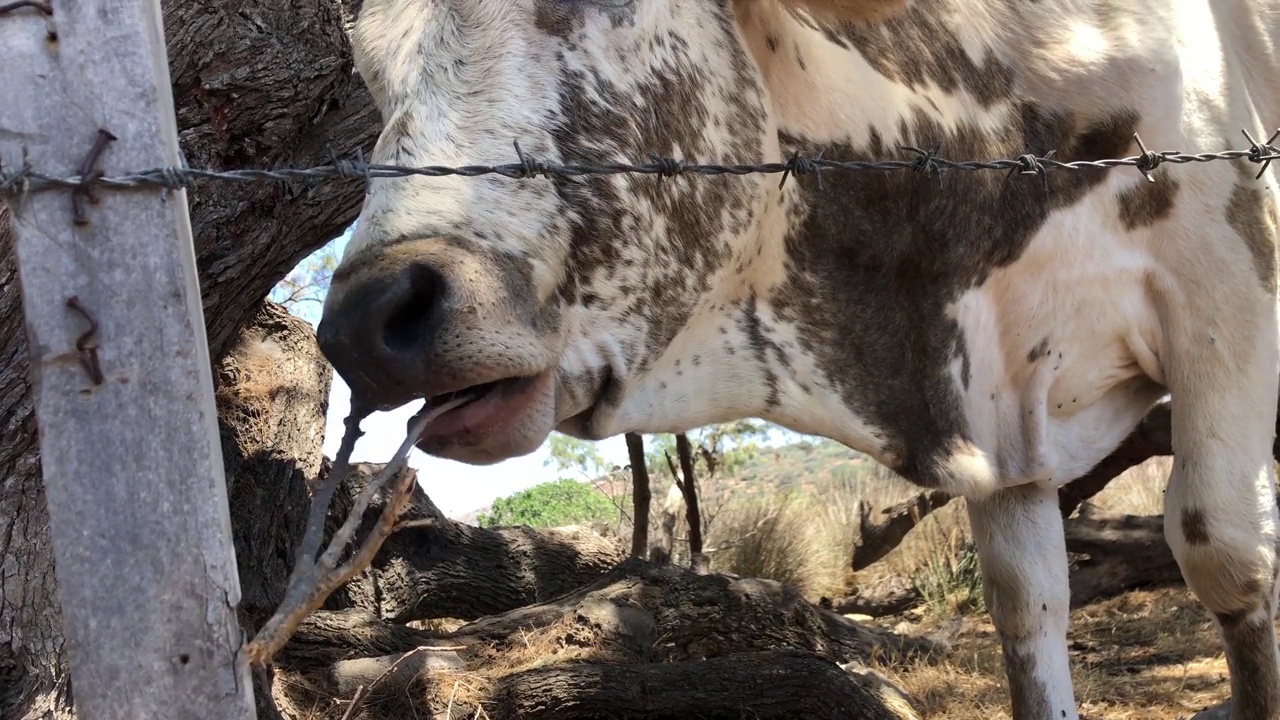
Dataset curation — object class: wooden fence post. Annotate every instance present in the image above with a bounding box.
[0,2,257,719]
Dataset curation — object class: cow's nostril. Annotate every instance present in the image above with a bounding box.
[382,264,446,355]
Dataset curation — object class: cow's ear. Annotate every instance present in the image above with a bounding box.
[778,0,908,24]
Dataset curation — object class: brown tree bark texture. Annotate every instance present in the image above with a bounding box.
[321,463,629,626]
[625,432,651,557]
[674,432,703,557]
[485,649,919,720]
[0,0,379,715]
[274,559,932,720]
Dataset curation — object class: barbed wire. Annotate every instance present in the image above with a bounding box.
[1,130,1278,201]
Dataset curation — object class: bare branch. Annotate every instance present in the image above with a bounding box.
[244,395,472,666]
[851,490,955,572]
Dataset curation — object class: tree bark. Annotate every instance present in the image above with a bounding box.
[274,558,932,720]
[0,0,380,715]
[852,490,955,572]
[625,432,651,558]
[1064,510,1187,607]
[823,576,923,618]
[216,302,333,638]
[320,463,628,625]
[673,433,705,567]
[483,649,920,720]
[215,301,334,719]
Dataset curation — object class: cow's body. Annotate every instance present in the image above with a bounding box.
[316,1,1280,718]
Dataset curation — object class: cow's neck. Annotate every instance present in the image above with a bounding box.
[650,1,1140,483]
[714,0,1024,467]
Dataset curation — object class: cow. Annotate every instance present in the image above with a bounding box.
[314,0,1280,717]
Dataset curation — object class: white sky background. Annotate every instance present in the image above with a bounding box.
[283,227,632,519]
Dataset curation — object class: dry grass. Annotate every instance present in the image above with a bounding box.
[705,472,875,599]
[878,586,1236,719]
[847,457,1235,719]
[353,614,645,719]
[1086,457,1171,516]
[437,450,1235,719]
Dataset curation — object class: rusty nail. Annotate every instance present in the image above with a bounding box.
[72,129,117,226]
[65,296,104,385]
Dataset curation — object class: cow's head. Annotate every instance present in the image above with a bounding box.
[318,0,907,464]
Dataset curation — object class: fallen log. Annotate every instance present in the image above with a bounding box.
[849,399,1280,580]
[1065,511,1185,607]
[823,576,923,618]
[849,507,1194,613]
[444,558,936,664]
[323,464,629,624]
[852,490,954,572]
[483,649,920,720]
[275,558,932,720]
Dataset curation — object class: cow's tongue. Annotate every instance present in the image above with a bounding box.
[415,376,539,440]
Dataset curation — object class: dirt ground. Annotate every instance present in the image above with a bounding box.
[873,586,1234,720]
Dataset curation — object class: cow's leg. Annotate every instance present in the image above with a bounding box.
[967,482,1077,720]
[1163,306,1280,720]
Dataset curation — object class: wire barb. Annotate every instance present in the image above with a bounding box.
[1242,128,1280,180]
[1006,150,1057,192]
[647,152,684,182]
[1131,133,1168,183]
[901,142,944,187]
[779,149,824,190]
[512,140,550,180]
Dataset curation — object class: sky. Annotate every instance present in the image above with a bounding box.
[280,226,633,519]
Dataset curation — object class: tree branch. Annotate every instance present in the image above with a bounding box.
[625,432,651,558]
[245,396,471,665]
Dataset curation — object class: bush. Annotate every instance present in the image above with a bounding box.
[476,478,618,529]
[706,481,861,600]
[913,537,986,616]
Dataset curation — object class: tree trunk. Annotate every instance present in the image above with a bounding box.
[673,433,705,568]
[216,302,333,638]
[0,0,380,715]
[625,432,650,558]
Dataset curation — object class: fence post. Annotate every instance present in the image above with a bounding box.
[0,2,257,719]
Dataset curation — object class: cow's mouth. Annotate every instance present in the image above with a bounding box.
[415,372,551,448]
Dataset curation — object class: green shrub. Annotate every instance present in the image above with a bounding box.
[913,540,986,616]
[476,478,617,529]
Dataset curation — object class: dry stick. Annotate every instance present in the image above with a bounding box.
[338,644,467,720]
[245,395,473,666]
